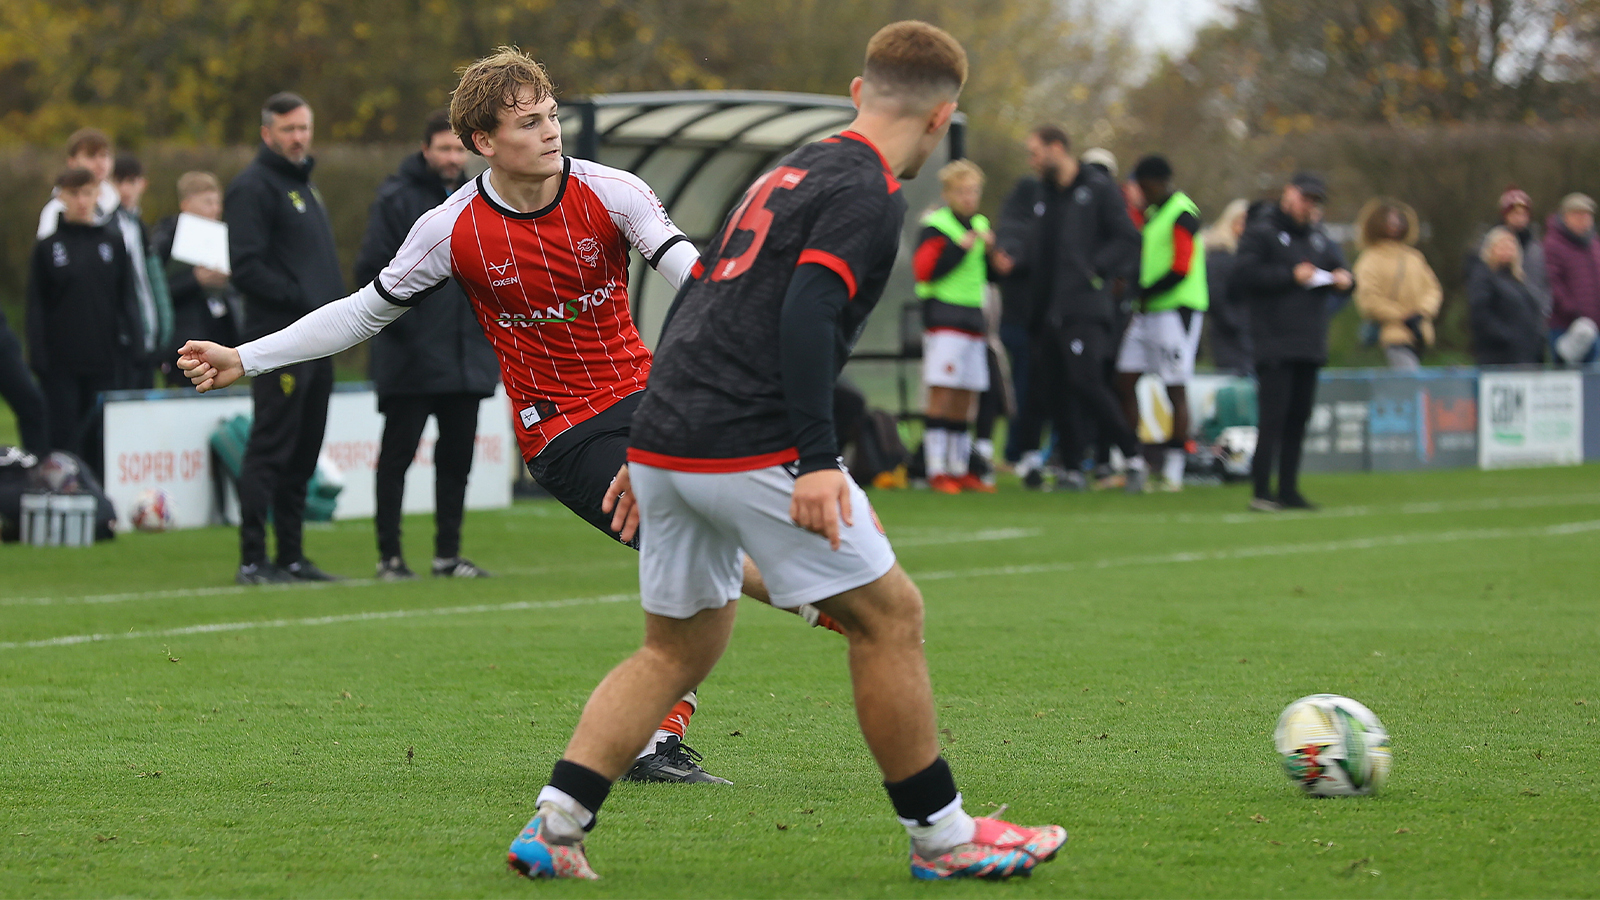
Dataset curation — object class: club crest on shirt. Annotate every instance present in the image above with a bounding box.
[98,243,113,263]
[577,238,601,267]
[51,242,68,267]
[287,190,308,213]
[280,373,296,396]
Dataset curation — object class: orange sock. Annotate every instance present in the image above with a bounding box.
[657,692,697,739]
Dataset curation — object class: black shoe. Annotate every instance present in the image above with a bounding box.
[377,556,417,581]
[432,557,492,578]
[282,558,343,582]
[1278,493,1319,511]
[620,735,731,784]
[236,561,295,585]
[1021,466,1044,491]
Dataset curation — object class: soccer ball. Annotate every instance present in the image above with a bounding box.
[37,451,81,493]
[1274,693,1391,797]
[130,489,176,532]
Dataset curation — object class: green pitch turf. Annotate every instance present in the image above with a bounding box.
[2,466,1597,898]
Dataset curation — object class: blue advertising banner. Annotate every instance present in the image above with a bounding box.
[1368,372,1478,471]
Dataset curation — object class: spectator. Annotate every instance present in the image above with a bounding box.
[0,307,49,457]
[154,172,241,386]
[354,110,498,580]
[1352,198,1442,371]
[111,152,166,389]
[1202,199,1252,375]
[1232,172,1352,512]
[911,159,1004,494]
[1116,155,1208,492]
[1007,125,1145,492]
[992,162,1041,465]
[25,168,135,478]
[37,128,119,239]
[1544,192,1600,366]
[1468,227,1546,366]
[226,92,347,585]
[1494,188,1550,317]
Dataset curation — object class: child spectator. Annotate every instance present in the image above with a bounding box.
[25,168,135,478]
[112,152,167,388]
[37,129,119,239]
[153,172,241,385]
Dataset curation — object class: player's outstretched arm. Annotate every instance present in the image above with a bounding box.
[176,341,244,392]
[216,283,408,382]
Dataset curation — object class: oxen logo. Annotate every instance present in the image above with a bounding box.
[577,238,601,267]
[488,259,519,288]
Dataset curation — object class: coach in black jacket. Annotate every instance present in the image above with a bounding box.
[224,92,346,585]
[1007,126,1144,488]
[993,173,1041,463]
[1231,173,1352,512]
[354,113,498,581]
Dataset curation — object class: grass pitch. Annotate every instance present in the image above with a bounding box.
[2,464,1598,898]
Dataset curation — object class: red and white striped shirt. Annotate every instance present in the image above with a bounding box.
[372,158,691,460]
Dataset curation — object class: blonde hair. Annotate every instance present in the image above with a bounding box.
[938,159,984,192]
[1480,226,1525,282]
[861,21,967,111]
[176,171,221,202]
[450,47,556,156]
[1202,199,1250,253]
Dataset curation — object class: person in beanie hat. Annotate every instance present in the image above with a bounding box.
[1544,192,1600,365]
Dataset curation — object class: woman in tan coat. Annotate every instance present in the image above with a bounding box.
[1353,198,1442,370]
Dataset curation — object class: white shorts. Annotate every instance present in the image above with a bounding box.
[1117,309,1203,385]
[630,462,897,618]
[922,329,990,392]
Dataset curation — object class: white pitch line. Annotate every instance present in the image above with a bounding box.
[0,594,636,651]
[5,518,1598,654]
[914,518,1600,582]
[890,527,1042,547]
[1060,492,1600,526]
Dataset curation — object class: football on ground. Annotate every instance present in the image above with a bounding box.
[1275,693,1392,797]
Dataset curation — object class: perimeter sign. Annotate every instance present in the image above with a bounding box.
[1478,371,1583,469]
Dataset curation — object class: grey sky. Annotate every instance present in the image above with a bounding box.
[1117,0,1227,53]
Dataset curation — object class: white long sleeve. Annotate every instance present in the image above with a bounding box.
[656,239,699,291]
[237,283,406,376]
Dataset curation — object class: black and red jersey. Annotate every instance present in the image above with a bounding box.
[370,157,688,460]
[628,131,907,470]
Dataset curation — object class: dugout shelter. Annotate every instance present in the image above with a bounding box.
[564,91,966,386]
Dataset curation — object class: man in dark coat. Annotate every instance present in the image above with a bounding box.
[992,172,1041,464]
[225,92,347,585]
[354,111,500,580]
[1231,173,1352,512]
[1006,125,1145,491]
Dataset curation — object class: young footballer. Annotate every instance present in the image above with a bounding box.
[507,21,1067,882]
[1115,155,1208,491]
[912,159,1002,494]
[177,48,840,785]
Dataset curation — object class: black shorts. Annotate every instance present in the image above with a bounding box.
[525,392,641,548]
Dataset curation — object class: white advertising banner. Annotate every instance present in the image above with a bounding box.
[1478,371,1584,469]
[103,387,514,530]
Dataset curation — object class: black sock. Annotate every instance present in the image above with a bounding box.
[548,759,611,829]
[884,757,960,826]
